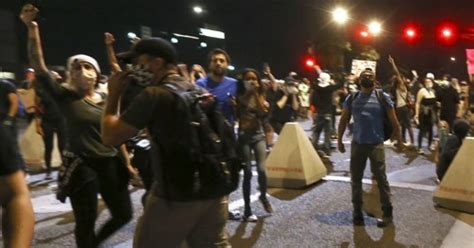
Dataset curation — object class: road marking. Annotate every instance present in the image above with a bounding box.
[323,175,437,192]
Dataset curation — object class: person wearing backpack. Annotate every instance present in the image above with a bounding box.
[236,69,274,222]
[337,69,402,228]
[102,38,234,247]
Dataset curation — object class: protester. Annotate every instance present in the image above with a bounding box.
[197,49,237,124]
[19,68,35,90]
[437,76,461,130]
[21,5,132,247]
[298,77,311,119]
[388,56,415,146]
[312,71,343,157]
[437,119,470,181]
[195,48,242,220]
[415,77,438,154]
[0,79,35,248]
[268,77,299,134]
[190,64,207,84]
[236,69,273,222]
[101,37,232,247]
[337,69,402,228]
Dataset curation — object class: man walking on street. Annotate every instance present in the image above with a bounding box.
[337,69,402,227]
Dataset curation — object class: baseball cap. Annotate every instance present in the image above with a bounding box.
[117,38,178,64]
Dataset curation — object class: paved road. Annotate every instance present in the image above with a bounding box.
[1,119,473,247]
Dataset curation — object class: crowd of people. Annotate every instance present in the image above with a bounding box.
[0,4,473,248]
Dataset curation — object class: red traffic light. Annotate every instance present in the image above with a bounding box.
[305,59,315,67]
[401,24,420,43]
[437,23,457,43]
[442,28,452,38]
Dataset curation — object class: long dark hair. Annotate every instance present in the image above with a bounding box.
[237,68,265,96]
[237,68,267,112]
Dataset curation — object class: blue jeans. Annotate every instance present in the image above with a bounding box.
[238,130,268,215]
[312,114,332,155]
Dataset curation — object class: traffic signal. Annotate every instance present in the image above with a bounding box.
[402,25,419,42]
[305,58,315,68]
[437,23,457,43]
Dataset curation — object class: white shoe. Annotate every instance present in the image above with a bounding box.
[418,149,425,155]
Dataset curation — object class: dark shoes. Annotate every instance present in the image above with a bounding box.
[376,206,393,228]
[353,209,364,226]
[259,196,273,213]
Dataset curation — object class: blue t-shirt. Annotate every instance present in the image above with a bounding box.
[197,76,237,124]
[343,90,394,145]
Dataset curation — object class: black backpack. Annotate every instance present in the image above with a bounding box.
[348,89,393,141]
[156,82,241,201]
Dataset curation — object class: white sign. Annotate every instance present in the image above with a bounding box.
[351,59,377,77]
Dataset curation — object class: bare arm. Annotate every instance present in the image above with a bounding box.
[277,95,288,109]
[104,32,122,73]
[7,93,18,117]
[415,89,425,118]
[337,108,350,153]
[387,108,402,144]
[20,5,48,74]
[102,72,139,145]
[290,94,299,111]
[388,55,402,83]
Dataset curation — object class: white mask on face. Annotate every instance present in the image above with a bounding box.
[243,80,258,91]
[71,68,97,91]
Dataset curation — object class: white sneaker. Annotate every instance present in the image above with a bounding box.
[418,149,425,155]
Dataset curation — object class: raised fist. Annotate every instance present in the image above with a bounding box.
[20,4,39,25]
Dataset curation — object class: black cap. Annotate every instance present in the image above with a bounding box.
[117,38,178,64]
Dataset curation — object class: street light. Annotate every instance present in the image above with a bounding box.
[170,37,179,44]
[200,42,208,48]
[228,65,235,71]
[332,7,349,25]
[450,57,456,62]
[193,6,203,14]
[368,21,382,36]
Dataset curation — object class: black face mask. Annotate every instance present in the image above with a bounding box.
[360,78,374,88]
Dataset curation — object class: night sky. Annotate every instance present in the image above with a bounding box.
[1,0,473,80]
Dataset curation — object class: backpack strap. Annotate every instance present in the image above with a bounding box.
[374,89,389,110]
[347,91,360,114]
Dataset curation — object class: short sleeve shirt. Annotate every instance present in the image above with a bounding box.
[120,76,195,196]
[196,76,237,124]
[343,90,394,145]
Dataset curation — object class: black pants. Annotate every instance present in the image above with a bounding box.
[69,157,132,248]
[41,119,66,173]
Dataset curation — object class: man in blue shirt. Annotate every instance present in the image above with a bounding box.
[196,49,237,125]
[196,49,241,221]
[337,69,402,228]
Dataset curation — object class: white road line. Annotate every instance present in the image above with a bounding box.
[323,175,437,192]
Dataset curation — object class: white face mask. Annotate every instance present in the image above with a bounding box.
[243,80,258,91]
[71,68,97,91]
